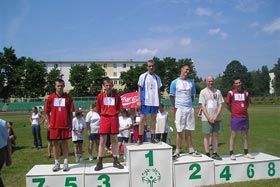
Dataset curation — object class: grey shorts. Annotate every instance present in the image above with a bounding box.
[202,120,221,134]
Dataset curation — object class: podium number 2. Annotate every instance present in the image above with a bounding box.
[189,163,202,180]
[145,150,154,167]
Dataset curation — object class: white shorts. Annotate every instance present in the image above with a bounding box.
[175,108,195,132]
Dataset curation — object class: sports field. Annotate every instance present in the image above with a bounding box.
[1,104,280,187]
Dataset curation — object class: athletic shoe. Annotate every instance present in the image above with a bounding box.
[52,163,60,172]
[113,161,124,169]
[95,162,103,171]
[151,138,160,144]
[189,151,202,157]
[244,153,254,159]
[230,154,236,160]
[89,156,93,161]
[79,156,83,162]
[211,153,222,160]
[63,163,69,171]
[205,153,211,157]
[135,139,143,146]
[172,152,180,160]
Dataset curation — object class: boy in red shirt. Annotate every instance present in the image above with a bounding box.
[95,78,124,171]
[45,79,75,172]
[226,77,254,160]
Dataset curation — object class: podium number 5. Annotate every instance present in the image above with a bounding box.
[145,150,154,167]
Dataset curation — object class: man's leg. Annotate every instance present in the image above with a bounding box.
[95,134,107,171]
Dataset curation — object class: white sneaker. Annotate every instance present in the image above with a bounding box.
[52,163,60,172]
[230,154,236,160]
[244,153,254,159]
[172,152,180,160]
[63,163,69,171]
[189,151,202,157]
[89,156,93,161]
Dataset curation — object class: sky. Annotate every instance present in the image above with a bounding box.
[1,0,279,78]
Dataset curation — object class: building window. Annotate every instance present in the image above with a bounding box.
[54,64,58,68]
[113,64,117,68]
[113,72,117,77]
[103,64,107,68]
[123,64,126,68]
[114,80,118,85]
[119,80,123,85]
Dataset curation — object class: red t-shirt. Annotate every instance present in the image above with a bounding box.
[44,93,75,128]
[96,92,123,116]
[226,89,250,118]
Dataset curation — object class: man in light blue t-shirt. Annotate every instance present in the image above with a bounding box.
[170,65,201,159]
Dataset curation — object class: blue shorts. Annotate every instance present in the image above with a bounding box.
[231,117,249,131]
[140,105,158,114]
[89,133,100,141]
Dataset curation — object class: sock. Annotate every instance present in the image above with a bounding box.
[229,150,234,155]
[113,156,119,163]
[138,135,143,142]
[175,149,180,154]
[244,149,248,154]
[98,157,103,163]
[64,158,68,164]
[55,160,59,164]
[189,147,195,153]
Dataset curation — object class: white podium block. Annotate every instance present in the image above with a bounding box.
[26,164,85,187]
[84,163,130,187]
[125,142,173,187]
[214,152,280,184]
[173,153,215,187]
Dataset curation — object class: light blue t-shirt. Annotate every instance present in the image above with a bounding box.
[0,118,8,149]
[169,78,196,108]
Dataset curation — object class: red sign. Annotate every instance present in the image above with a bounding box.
[121,92,138,108]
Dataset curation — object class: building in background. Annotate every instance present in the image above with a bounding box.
[269,72,275,94]
[45,60,145,92]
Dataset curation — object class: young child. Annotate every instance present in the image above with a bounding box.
[86,103,100,161]
[7,121,17,148]
[72,110,86,162]
[155,103,169,143]
[95,78,124,171]
[118,109,132,153]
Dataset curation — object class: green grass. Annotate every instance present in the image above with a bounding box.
[1,104,280,187]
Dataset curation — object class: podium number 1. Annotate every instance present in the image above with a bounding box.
[145,150,154,167]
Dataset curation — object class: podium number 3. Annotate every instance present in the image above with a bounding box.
[145,150,154,167]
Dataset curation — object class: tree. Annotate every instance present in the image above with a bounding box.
[46,68,61,95]
[88,63,106,96]
[69,64,90,96]
[0,47,24,99]
[221,60,252,96]
[120,64,146,92]
[23,58,47,97]
[272,58,280,95]
[260,65,270,95]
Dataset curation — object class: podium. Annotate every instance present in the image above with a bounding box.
[124,142,173,187]
[214,152,280,184]
[173,153,215,187]
[26,164,85,187]
[26,146,280,187]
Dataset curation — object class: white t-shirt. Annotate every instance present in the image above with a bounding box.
[156,111,168,133]
[31,113,40,126]
[138,72,162,106]
[118,116,132,138]
[72,117,86,141]
[85,111,100,134]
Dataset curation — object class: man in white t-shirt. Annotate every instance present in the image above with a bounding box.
[199,76,224,160]
[170,64,201,159]
[137,60,162,145]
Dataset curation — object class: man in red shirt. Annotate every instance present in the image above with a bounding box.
[95,78,124,171]
[45,79,75,172]
[226,77,254,160]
